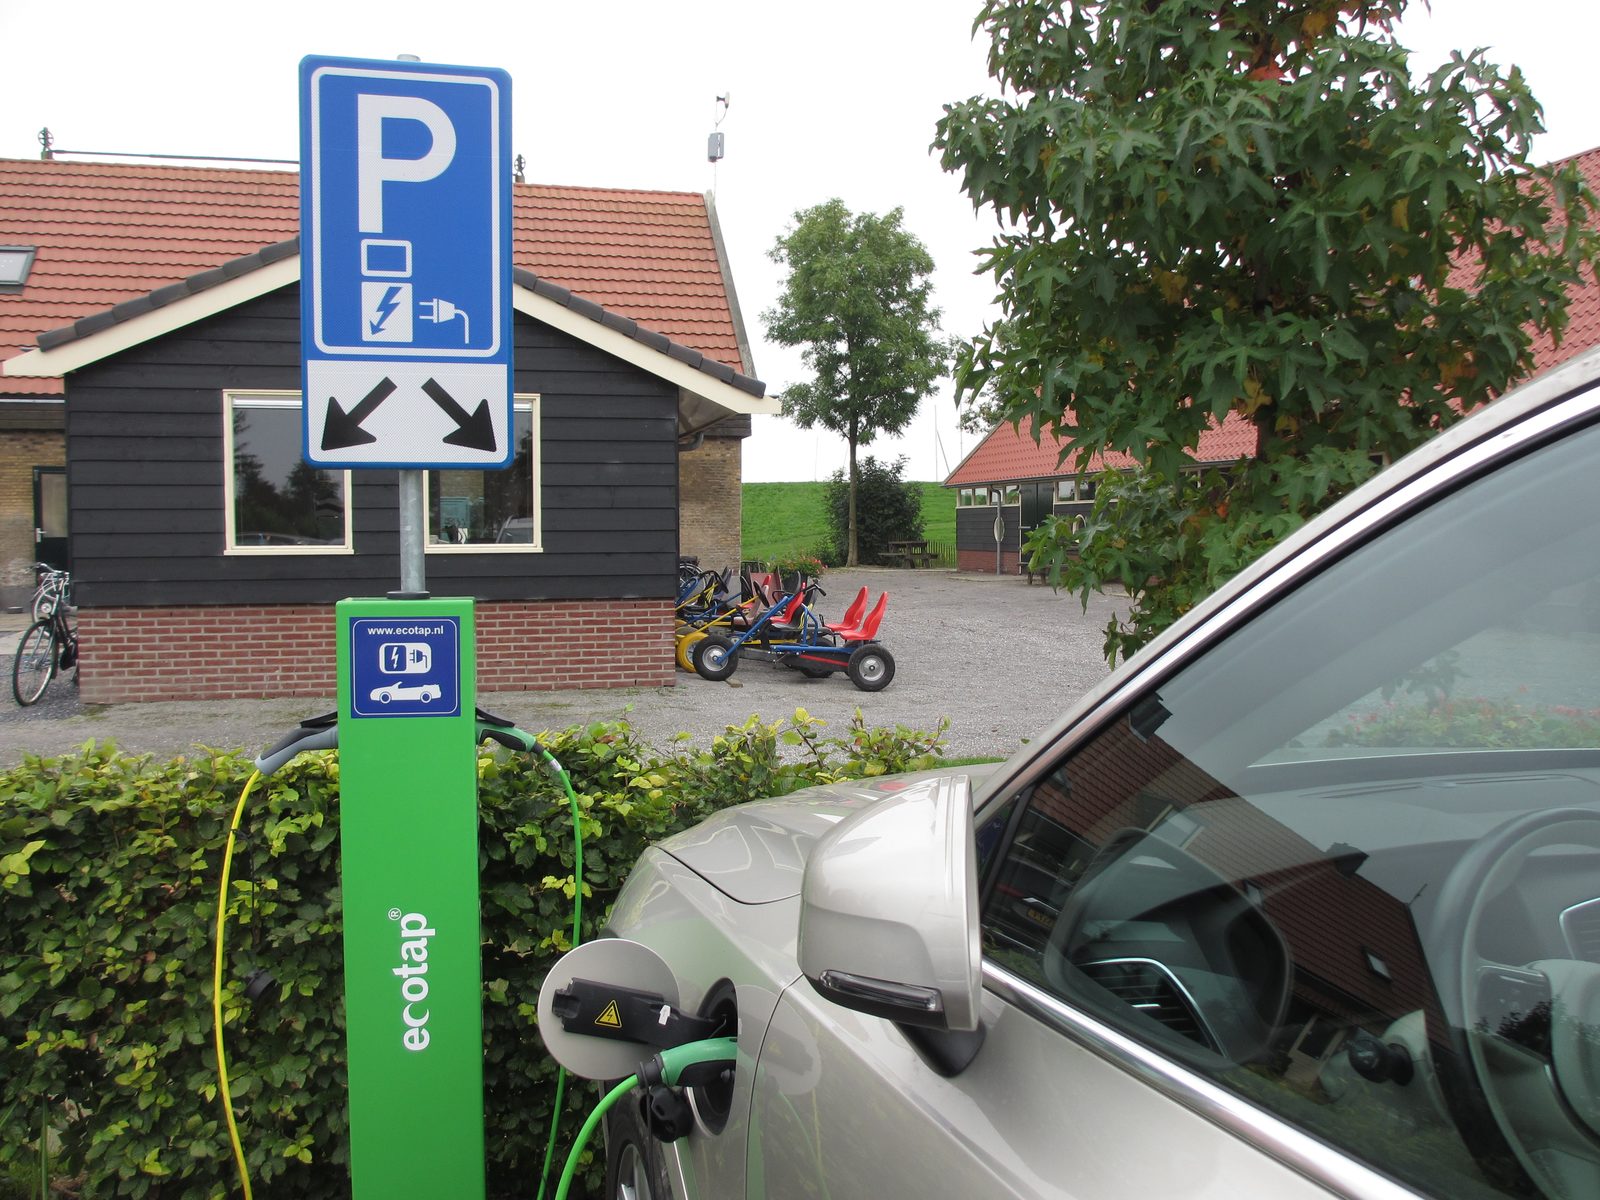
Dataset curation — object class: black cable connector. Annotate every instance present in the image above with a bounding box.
[551,978,721,1050]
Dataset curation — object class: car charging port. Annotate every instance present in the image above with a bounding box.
[686,979,739,1136]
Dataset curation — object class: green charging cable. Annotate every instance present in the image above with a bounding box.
[532,742,585,1200]
[551,1037,739,1200]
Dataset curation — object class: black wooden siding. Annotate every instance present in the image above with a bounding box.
[66,283,680,608]
[954,501,1096,553]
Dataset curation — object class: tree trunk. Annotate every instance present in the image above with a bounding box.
[847,427,860,566]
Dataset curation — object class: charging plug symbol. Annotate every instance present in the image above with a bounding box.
[379,642,432,674]
[419,298,471,345]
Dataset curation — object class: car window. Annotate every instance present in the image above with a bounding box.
[981,413,1600,1200]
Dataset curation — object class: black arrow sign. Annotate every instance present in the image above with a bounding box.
[422,377,498,453]
[321,377,396,451]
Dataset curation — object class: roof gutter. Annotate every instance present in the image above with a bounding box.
[704,191,756,379]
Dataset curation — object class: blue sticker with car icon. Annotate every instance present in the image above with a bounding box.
[349,617,459,718]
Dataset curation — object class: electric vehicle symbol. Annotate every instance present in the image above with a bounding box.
[379,642,432,674]
[369,681,442,705]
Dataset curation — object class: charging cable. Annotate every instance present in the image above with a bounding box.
[550,1037,738,1200]
[475,715,589,1200]
[212,768,262,1200]
[212,715,336,1199]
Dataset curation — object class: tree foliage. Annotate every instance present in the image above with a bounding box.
[764,199,950,565]
[823,456,925,566]
[935,0,1600,661]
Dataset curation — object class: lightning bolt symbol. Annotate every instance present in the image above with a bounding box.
[369,286,403,335]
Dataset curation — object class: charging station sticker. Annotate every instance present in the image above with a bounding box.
[349,617,460,718]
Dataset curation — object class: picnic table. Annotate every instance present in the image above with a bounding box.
[884,539,934,568]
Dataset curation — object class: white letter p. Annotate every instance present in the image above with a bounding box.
[357,94,457,234]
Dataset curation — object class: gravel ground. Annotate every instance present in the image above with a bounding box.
[0,570,1129,768]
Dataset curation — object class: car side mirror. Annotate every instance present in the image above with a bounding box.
[797,775,981,1033]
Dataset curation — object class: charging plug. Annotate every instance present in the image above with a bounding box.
[639,1086,696,1143]
[254,713,338,777]
[551,978,721,1050]
[418,298,470,344]
[418,298,460,323]
[653,1036,738,1087]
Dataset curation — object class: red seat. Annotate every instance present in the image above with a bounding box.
[828,586,869,633]
[835,592,887,643]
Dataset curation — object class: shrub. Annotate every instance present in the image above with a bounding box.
[766,552,827,580]
[1322,696,1600,750]
[824,456,923,565]
[0,710,947,1198]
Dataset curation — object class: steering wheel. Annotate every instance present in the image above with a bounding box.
[1430,808,1600,1198]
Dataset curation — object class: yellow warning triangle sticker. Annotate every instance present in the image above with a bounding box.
[594,1000,623,1029]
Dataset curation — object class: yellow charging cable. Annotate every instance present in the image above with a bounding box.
[212,768,262,1200]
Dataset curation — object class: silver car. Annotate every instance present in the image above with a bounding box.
[585,347,1600,1200]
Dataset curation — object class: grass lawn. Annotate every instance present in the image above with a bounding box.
[742,480,955,564]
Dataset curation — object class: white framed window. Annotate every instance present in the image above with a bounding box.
[223,391,353,554]
[425,395,541,552]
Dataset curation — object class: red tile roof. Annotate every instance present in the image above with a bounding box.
[1522,144,1600,375]
[0,158,748,398]
[945,410,1258,487]
[948,144,1600,487]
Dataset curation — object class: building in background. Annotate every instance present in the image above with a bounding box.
[0,158,773,701]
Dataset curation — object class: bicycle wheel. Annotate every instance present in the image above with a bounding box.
[12,620,57,706]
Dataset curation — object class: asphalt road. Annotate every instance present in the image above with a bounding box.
[0,569,1130,769]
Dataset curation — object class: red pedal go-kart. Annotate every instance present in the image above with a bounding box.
[687,577,894,692]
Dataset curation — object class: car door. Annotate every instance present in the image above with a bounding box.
[751,389,1600,1200]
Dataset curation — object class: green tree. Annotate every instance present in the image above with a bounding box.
[935,0,1599,662]
[765,199,950,566]
[823,455,925,566]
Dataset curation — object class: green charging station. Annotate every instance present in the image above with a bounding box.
[336,597,485,1197]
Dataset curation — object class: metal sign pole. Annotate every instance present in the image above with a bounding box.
[397,469,426,596]
[299,53,512,1199]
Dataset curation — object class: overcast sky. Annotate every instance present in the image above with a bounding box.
[4,1,1598,482]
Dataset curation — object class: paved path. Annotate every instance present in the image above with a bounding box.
[0,570,1129,768]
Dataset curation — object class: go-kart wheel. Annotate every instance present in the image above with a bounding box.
[692,634,739,682]
[676,630,706,671]
[846,643,894,692]
[1430,808,1600,1197]
[799,663,834,678]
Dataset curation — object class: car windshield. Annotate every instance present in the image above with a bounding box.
[1161,411,1600,780]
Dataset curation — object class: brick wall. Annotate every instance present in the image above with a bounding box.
[0,431,64,600]
[77,599,676,704]
[958,548,1027,574]
[678,435,742,571]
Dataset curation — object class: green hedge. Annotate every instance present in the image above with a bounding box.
[0,710,947,1199]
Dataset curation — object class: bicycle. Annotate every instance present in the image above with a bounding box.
[29,563,71,621]
[13,596,78,706]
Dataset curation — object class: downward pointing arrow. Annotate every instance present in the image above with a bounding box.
[422,377,499,453]
[321,377,395,451]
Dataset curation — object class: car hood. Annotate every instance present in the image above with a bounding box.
[657,764,997,904]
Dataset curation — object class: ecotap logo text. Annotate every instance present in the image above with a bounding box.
[393,911,436,1052]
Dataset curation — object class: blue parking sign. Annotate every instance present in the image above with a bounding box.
[300,56,512,469]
